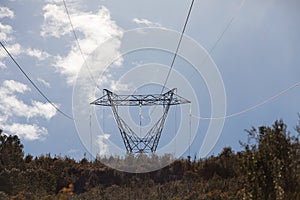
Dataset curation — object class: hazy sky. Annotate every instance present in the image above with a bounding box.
[0,0,300,160]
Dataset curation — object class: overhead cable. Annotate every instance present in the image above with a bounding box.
[160,0,195,94]
[191,81,300,120]
[62,0,101,90]
[0,41,74,120]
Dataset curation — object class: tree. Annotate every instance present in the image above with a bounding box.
[0,129,24,169]
[241,120,299,200]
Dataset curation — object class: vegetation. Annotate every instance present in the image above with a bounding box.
[0,118,299,199]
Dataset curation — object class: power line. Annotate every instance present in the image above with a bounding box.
[191,81,300,120]
[149,0,194,116]
[160,0,195,94]
[62,0,100,90]
[210,0,246,55]
[0,41,74,120]
[188,0,246,80]
[183,0,300,120]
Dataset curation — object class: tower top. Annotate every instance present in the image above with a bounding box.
[90,88,190,107]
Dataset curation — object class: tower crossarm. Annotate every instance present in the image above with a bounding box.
[90,88,190,106]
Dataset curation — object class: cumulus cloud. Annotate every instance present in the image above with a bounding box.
[41,2,123,85]
[0,43,51,68]
[110,80,130,93]
[0,6,52,68]
[133,18,161,27]
[37,78,51,88]
[97,133,110,157]
[0,7,14,19]
[0,80,57,120]
[2,79,29,93]
[0,80,57,140]
[0,6,15,66]
[5,43,22,55]
[25,48,50,60]
[0,23,13,41]
[2,123,47,141]
[41,4,70,38]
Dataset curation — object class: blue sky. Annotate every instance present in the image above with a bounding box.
[0,0,300,160]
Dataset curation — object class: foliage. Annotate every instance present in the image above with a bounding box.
[240,120,299,199]
[0,117,299,199]
[0,129,24,169]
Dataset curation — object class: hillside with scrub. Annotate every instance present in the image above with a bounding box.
[0,118,299,200]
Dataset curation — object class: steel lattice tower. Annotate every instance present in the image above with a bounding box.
[91,88,190,154]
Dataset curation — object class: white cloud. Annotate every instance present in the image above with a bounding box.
[2,123,47,141]
[0,7,14,19]
[0,7,14,53]
[133,18,161,27]
[31,100,57,120]
[110,80,130,92]
[0,80,57,120]
[1,42,52,69]
[6,43,22,55]
[2,79,30,93]
[0,80,57,140]
[0,43,52,69]
[25,48,50,60]
[0,43,22,63]
[0,7,15,66]
[37,78,51,88]
[0,23,13,41]
[0,6,52,68]
[41,4,70,38]
[41,3,123,85]
[97,133,110,157]
[0,6,57,140]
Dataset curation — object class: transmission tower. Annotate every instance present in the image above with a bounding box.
[91,88,190,154]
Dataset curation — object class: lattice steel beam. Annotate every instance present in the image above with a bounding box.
[91,88,190,154]
[91,88,190,106]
